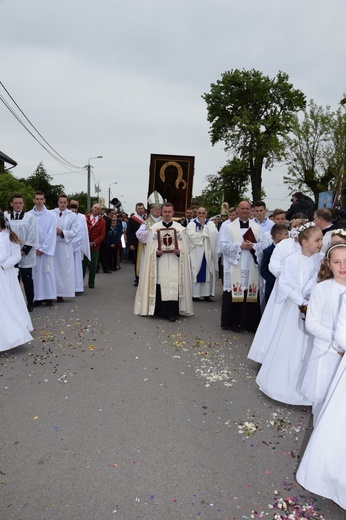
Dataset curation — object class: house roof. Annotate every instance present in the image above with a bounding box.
[0,151,18,167]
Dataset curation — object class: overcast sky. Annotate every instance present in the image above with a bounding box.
[1,0,345,213]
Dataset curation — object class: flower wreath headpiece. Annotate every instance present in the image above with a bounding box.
[296,221,316,235]
[289,218,309,238]
[331,228,346,237]
[289,218,309,225]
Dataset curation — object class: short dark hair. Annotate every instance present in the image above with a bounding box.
[314,208,332,223]
[10,192,24,201]
[271,224,287,239]
[293,192,304,200]
[253,200,266,208]
[291,212,307,220]
[272,208,286,217]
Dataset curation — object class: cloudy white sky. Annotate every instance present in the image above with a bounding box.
[1,0,345,213]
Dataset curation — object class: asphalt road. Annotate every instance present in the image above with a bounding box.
[1,262,344,520]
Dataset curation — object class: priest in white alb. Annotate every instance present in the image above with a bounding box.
[134,202,193,322]
[186,207,218,301]
[219,200,263,333]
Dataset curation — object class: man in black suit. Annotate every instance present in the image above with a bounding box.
[180,208,193,227]
[126,202,145,286]
[286,192,314,221]
[5,193,38,312]
[314,207,343,253]
[313,208,340,235]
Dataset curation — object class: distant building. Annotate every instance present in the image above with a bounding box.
[0,151,17,173]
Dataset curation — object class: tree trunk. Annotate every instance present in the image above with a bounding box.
[249,158,263,202]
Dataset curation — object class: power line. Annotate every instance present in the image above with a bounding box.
[50,170,87,177]
[0,94,77,170]
[0,82,85,170]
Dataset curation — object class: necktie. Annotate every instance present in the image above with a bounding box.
[15,213,19,220]
[59,212,62,217]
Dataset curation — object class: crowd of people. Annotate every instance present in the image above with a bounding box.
[0,191,131,354]
[2,188,346,509]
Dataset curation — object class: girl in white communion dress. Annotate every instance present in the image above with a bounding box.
[300,243,346,423]
[0,212,33,352]
[296,289,346,510]
[255,223,323,405]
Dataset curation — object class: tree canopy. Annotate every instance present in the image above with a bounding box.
[23,162,65,209]
[202,69,306,202]
[0,162,65,211]
[0,173,34,212]
[193,158,250,215]
[284,100,346,205]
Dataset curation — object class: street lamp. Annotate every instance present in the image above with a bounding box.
[87,156,103,211]
[108,182,118,208]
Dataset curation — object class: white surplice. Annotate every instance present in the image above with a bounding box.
[72,213,90,293]
[218,218,263,293]
[51,208,78,298]
[4,211,39,268]
[27,205,57,301]
[186,219,218,297]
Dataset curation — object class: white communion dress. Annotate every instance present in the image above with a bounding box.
[248,237,300,364]
[0,230,33,351]
[296,350,346,509]
[255,249,323,405]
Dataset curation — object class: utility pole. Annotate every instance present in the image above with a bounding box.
[108,182,118,208]
[86,156,103,211]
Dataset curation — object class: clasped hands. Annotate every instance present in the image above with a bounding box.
[156,249,180,256]
[240,240,254,250]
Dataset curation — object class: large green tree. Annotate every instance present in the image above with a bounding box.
[24,162,64,209]
[326,106,346,206]
[0,172,34,211]
[284,101,346,205]
[194,158,250,215]
[202,69,306,202]
[284,100,334,202]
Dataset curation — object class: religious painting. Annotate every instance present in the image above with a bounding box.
[157,228,179,253]
[148,154,195,217]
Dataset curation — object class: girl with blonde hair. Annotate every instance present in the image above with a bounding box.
[255,223,323,405]
[299,243,346,422]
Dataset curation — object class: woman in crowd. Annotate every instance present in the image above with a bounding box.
[106,214,123,271]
